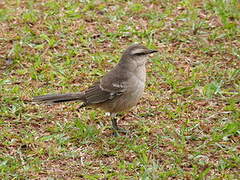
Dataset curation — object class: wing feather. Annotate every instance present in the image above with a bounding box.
[83,64,130,106]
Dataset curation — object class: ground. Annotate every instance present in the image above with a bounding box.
[0,0,239,179]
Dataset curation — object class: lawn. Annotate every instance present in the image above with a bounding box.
[0,0,239,179]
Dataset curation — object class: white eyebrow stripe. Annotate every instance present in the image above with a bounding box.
[131,48,146,55]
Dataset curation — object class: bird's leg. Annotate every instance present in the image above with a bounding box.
[110,113,128,136]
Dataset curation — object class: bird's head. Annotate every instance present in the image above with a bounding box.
[120,44,157,66]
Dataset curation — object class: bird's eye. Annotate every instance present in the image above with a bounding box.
[134,52,146,56]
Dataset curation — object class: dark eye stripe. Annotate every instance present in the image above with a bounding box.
[135,52,146,56]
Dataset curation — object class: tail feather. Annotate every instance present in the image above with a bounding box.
[33,93,85,104]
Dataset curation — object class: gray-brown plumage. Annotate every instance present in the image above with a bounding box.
[33,44,157,135]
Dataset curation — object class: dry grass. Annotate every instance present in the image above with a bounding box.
[0,0,239,179]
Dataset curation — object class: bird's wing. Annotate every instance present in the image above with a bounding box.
[83,66,130,105]
[83,82,126,105]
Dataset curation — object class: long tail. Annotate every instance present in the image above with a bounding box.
[33,93,85,104]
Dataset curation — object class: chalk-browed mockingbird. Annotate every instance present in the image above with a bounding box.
[33,44,157,134]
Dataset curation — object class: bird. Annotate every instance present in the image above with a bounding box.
[33,44,157,135]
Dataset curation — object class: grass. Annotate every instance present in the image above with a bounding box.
[0,0,239,179]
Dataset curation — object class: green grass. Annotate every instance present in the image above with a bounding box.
[0,0,239,179]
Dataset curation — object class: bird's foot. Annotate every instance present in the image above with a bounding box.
[111,114,129,136]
